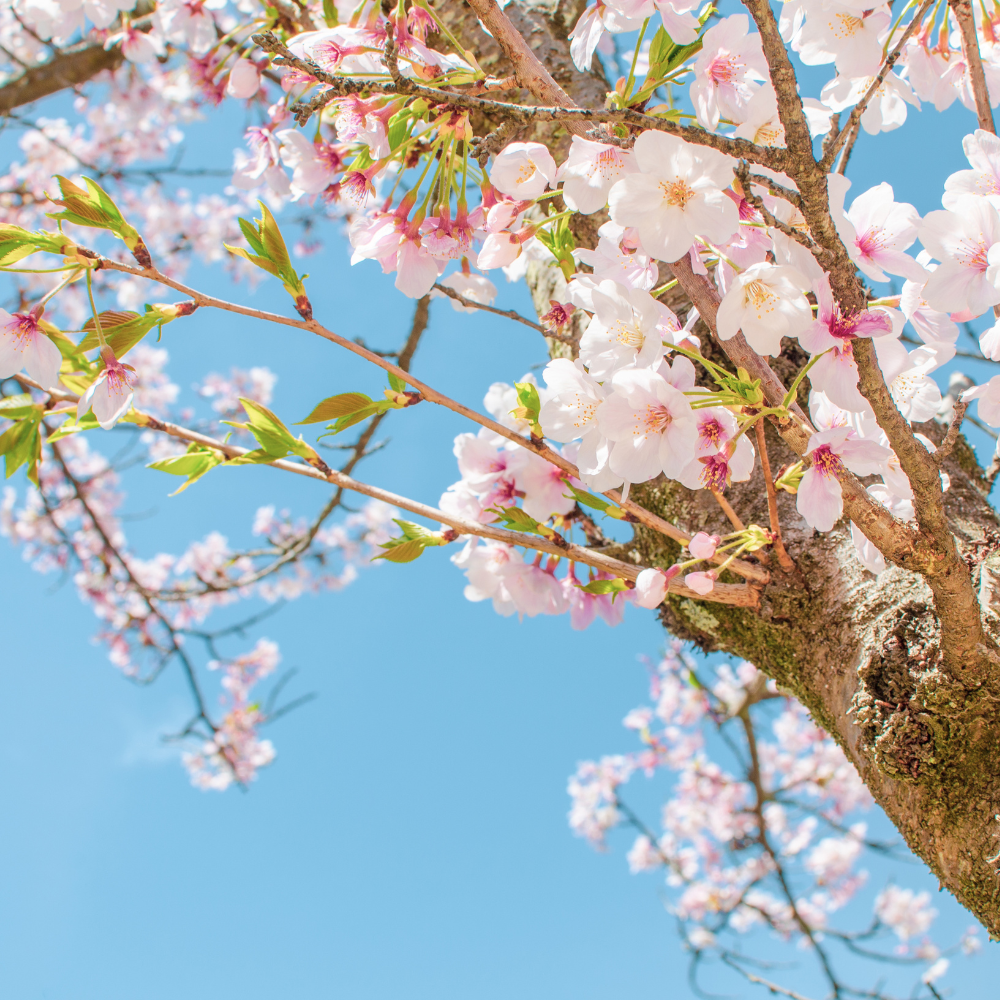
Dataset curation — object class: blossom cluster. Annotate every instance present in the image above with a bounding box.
[0,345,399,785]
[568,642,981,992]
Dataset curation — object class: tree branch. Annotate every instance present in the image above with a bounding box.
[92,256,769,585]
[0,40,124,113]
[950,0,996,133]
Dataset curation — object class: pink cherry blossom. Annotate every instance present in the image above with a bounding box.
[684,570,717,595]
[557,136,636,215]
[0,308,62,389]
[688,532,721,560]
[77,348,138,430]
[226,58,261,99]
[689,15,768,131]
[844,182,927,283]
[798,428,891,531]
[919,195,1000,315]
[599,368,699,484]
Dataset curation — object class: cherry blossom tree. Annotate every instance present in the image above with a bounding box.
[3,0,1000,994]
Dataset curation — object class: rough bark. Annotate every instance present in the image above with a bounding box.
[447,0,1000,936]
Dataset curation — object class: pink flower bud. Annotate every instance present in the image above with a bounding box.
[634,568,669,609]
[688,531,720,560]
[227,59,261,99]
[684,570,717,596]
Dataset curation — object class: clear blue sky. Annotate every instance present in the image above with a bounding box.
[0,41,998,1000]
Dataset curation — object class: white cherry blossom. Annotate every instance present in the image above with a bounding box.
[608,131,739,263]
[490,142,557,200]
[578,279,673,379]
[598,368,698,484]
[717,262,812,356]
[557,137,636,215]
[919,196,1000,315]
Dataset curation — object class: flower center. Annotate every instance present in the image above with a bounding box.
[699,454,730,491]
[832,13,863,38]
[698,417,724,447]
[515,161,538,185]
[10,313,39,345]
[958,237,990,272]
[644,403,673,435]
[661,180,695,209]
[590,147,625,180]
[612,319,645,349]
[743,279,777,315]
[811,444,844,480]
[570,394,599,428]
[707,54,738,85]
[856,227,888,258]
[754,119,783,146]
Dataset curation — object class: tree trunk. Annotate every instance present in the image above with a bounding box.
[444,0,1000,935]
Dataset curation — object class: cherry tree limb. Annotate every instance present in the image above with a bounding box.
[0,40,124,113]
[92,257,770,585]
[252,31,788,170]
[949,0,996,133]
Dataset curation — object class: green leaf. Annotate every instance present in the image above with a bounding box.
[387,372,407,393]
[0,394,40,420]
[386,108,412,151]
[0,415,41,483]
[225,203,309,315]
[228,398,319,463]
[298,392,374,424]
[77,310,160,356]
[373,538,427,563]
[148,444,225,495]
[46,176,142,254]
[373,519,450,563]
[563,484,628,520]
[46,410,102,443]
[510,380,543,437]
[534,215,576,282]
[577,577,631,596]
[326,402,391,434]
[0,223,81,266]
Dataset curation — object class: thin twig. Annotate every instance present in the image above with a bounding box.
[755,420,795,571]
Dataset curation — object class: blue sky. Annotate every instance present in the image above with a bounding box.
[1,37,999,1000]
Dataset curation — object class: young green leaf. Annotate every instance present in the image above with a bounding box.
[510,380,543,438]
[534,215,576,282]
[46,176,151,266]
[0,394,41,420]
[226,398,320,464]
[562,483,629,520]
[148,444,226,495]
[298,392,375,424]
[576,577,631,599]
[373,519,451,563]
[0,414,42,484]
[387,372,407,393]
[225,202,312,319]
[46,409,103,443]
[0,223,82,267]
[76,302,195,357]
